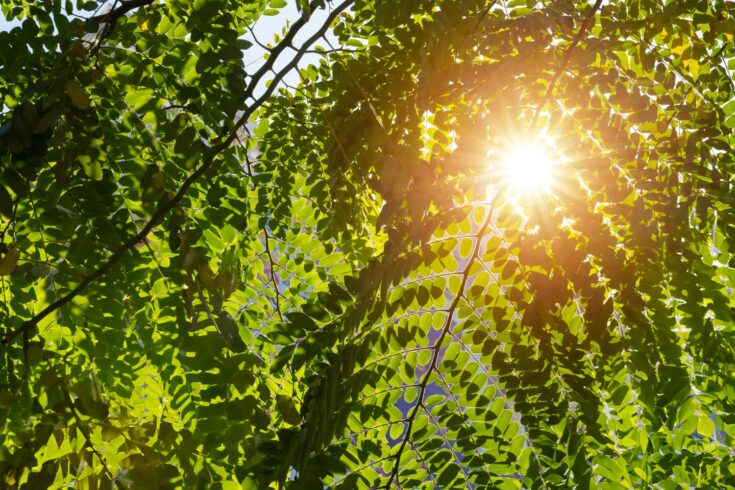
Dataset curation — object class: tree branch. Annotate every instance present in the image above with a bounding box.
[89,0,154,26]
[383,209,494,489]
[530,0,603,128]
[242,150,284,324]
[215,0,330,140]
[50,359,115,482]
[263,231,284,323]
[2,0,354,346]
[88,0,155,60]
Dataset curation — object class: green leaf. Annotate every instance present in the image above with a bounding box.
[64,79,90,110]
[0,185,13,217]
[276,394,301,425]
[78,155,103,180]
[2,2,735,488]
[0,247,20,275]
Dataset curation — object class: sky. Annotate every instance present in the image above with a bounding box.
[244,1,340,94]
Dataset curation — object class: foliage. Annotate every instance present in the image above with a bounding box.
[1,0,735,488]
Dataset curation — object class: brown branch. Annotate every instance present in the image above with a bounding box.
[89,0,153,26]
[262,231,284,323]
[530,0,603,128]
[88,0,155,69]
[215,0,327,141]
[51,360,115,482]
[242,146,284,323]
[1,0,354,346]
[473,0,500,31]
[383,209,494,489]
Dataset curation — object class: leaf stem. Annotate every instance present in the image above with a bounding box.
[530,0,603,129]
[383,207,494,488]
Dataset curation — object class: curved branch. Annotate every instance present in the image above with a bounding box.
[242,149,284,323]
[262,230,284,323]
[89,0,154,26]
[383,208,494,488]
[49,358,115,482]
[1,0,354,346]
[530,0,603,128]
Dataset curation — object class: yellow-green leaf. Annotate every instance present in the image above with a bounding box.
[276,395,301,425]
[65,79,90,110]
[0,247,20,276]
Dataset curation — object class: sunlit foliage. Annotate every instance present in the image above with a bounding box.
[1,0,734,488]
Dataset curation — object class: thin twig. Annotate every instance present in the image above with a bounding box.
[0,199,18,244]
[473,0,500,31]
[51,361,115,482]
[262,231,284,323]
[245,21,272,52]
[194,278,223,337]
[383,207,494,488]
[242,150,284,323]
[324,39,399,155]
[530,0,603,129]
[89,0,152,26]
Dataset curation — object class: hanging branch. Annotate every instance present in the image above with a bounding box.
[1,0,355,346]
[47,358,115,482]
[89,0,154,27]
[243,150,285,323]
[530,0,603,128]
[383,209,494,489]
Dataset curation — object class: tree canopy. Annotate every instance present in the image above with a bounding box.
[1,0,735,488]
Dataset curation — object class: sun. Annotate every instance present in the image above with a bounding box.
[493,135,558,195]
[501,145,554,192]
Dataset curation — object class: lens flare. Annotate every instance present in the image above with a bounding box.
[498,138,556,194]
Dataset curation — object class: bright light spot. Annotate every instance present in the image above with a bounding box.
[500,145,554,192]
[495,135,558,195]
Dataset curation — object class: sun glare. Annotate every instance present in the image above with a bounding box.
[493,135,559,195]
